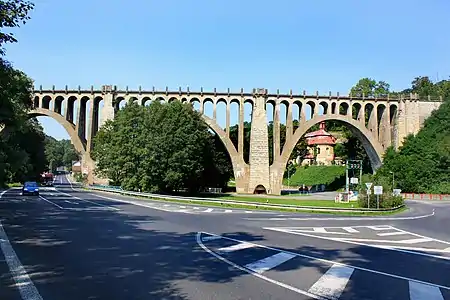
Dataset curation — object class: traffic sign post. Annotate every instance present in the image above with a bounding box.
[365,182,373,208]
[374,186,383,209]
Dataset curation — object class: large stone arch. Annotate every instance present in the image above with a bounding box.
[28,108,86,155]
[276,114,384,188]
[201,114,247,188]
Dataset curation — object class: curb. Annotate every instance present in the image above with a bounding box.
[85,186,405,213]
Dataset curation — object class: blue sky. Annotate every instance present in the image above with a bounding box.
[5,0,450,140]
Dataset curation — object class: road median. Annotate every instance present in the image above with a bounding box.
[83,185,406,215]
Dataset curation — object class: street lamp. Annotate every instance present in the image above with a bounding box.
[389,171,395,190]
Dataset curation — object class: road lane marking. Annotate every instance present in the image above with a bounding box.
[218,242,256,252]
[0,190,8,198]
[313,227,327,233]
[245,252,296,274]
[377,231,408,236]
[338,237,434,244]
[55,191,120,211]
[196,233,326,299]
[202,236,222,241]
[265,227,450,261]
[224,209,233,213]
[342,227,359,233]
[39,195,65,209]
[198,232,450,292]
[308,264,354,300]
[203,208,213,213]
[244,209,435,221]
[0,221,43,300]
[91,194,197,214]
[367,226,392,231]
[409,281,444,300]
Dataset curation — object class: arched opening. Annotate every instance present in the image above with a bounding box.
[55,96,64,115]
[114,97,125,111]
[278,115,385,192]
[331,102,337,114]
[339,102,350,116]
[253,184,267,194]
[190,98,201,112]
[42,96,51,110]
[143,97,152,106]
[168,97,178,103]
[216,99,227,129]
[352,103,362,120]
[319,101,329,116]
[33,96,39,109]
[66,96,77,124]
[203,98,214,119]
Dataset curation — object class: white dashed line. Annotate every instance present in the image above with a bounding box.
[409,281,444,300]
[245,252,297,274]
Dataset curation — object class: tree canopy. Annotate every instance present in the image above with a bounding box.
[92,101,233,193]
[0,0,45,186]
[44,137,79,172]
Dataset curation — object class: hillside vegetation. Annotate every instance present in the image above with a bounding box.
[376,99,450,194]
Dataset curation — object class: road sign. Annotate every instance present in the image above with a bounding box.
[374,186,383,195]
[350,177,359,184]
[365,182,373,190]
[367,189,372,195]
[393,189,402,196]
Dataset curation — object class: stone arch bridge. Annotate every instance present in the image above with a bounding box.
[30,85,442,195]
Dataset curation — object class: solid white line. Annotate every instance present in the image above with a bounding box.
[338,237,433,244]
[289,229,349,235]
[264,227,450,261]
[203,208,213,213]
[179,206,186,209]
[367,226,393,231]
[200,231,450,291]
[445,247,450,252]
[409,281,444,300]
[308,264,354,300]
[342,227,359,233]
[244,252,296,274]
[313,227,327,233]
[196,233,327,299]
[0,221,43,300]
[218,242,256,252]
[377,231,407,236]
[244,210,435,221]
[39,195,65,209]
[224,209,233,213]
[202,236,222,241]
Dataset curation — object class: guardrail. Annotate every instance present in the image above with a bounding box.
[402,193,450,201]
[86,185,404,213]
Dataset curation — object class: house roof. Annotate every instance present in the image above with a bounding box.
[305,122,336,145]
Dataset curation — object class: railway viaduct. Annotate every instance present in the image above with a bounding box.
[27,85,443,195]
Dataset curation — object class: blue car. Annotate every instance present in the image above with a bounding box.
[22,181,40,196]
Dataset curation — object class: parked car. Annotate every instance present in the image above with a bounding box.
[22,181,39,196]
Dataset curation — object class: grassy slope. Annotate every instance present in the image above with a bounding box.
[283,165,346,186]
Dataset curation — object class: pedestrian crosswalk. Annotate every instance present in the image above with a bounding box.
[197,232,450,300]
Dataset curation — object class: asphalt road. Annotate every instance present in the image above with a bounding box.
[0,175,449,300]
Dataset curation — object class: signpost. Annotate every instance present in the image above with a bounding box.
[365,182,373,208]
[374,185,383,209]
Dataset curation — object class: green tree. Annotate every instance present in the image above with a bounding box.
[350,78,390,97]
[92,101,230,193]
[44,137,79,172]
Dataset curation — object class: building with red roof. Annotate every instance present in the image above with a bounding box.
[301,122,337,166]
